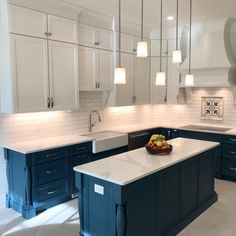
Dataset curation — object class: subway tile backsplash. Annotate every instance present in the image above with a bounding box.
[2,88,236,145]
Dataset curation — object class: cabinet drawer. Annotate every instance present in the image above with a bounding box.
[33,178,69,203]
[223,160,236,177]
[223,135,236,145]
[69,142,92,155]
[223,144,236,161]
[32,158,68,186]
[32,148,67,164]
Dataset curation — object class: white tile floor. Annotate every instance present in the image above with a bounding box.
[0,179,236,236]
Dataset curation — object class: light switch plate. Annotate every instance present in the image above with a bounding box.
[94,184,104,195]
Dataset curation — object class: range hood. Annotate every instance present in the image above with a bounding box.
[179,18,236,88]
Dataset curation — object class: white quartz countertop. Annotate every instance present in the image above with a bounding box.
[74,138,219,186]
[111,122,236,135]
[3,135,94,154]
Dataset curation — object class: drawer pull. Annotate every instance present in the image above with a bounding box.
[46,153,57,158]
[76,147,86,152]
[229,167,236,171]
[46,169,58,174]
[47,189,58,195]
[230,151,236,155]
[229,138,236,142]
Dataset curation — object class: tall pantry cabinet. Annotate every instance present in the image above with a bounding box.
[0,4,79,113]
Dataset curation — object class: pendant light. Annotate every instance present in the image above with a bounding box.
[172,0,182,64]
[156,0,166,86]
[114,0,126,84]
[185,0,194,86]
[137,0,148,58]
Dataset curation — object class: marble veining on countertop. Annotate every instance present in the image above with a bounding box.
[74,138,219,186]
[2,134,94,154]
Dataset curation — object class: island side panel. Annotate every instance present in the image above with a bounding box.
[76,174,121,236]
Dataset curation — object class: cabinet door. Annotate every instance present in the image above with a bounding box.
[116,53,133,106]
[120,33,135,54]
[48,41,79,110]
[151,39,168,57]
[47,15,78,44]
[167,57,180,104]
[98,28,113,50]
[78,24,98,47]
[97,50,113,91]
[11,34,49,112]
[133,57,150,105]
[9,5,47,38]
[150,57,167,104]
[78,47,97,91]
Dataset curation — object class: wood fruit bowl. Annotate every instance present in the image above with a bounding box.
[145,144,173,155]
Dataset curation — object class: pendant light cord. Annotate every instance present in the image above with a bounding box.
[141,0,144,41]
[160,0,163,71]
[119,0,121,67]
[189,0,192,74]
[176,0,179,50]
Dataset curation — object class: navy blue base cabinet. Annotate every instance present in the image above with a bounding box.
[76,148,218,236]
[4,142,92,219]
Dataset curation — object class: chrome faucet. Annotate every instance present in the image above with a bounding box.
[88,110,102,132]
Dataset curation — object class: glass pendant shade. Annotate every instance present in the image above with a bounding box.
[114,67,126,84]
[155,72,166,86]
[137,41,148,58]
[172,49,182,63]
[185,74,194,86]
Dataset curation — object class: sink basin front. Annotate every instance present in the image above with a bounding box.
[83,131,128,154]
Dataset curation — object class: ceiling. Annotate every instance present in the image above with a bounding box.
[58,0,236,28]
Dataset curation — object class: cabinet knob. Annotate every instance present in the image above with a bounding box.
[94,41,100,46]
[45,32,52,37]
[133,48,137,52]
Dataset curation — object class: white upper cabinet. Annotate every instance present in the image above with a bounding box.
[78,47,113,91]
[150,57,167,104]
[48,41,79,110]
[47,15,78,44]
[133,57,150,105]
[78,47,97,90]
[120,33,136,54]
[9,5,78,43]
[78,24,113,50]
[9,4,47,38]
[10,34,49,112]
[151,39,168,57]
[1,5,79,113]
[116,53,134,106]
[115,54,150,106]
[97,49,113,91]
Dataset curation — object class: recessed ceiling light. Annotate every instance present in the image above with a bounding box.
[167,16,175,21]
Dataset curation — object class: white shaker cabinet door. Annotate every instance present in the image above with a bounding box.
[9,4,47,38]
[47,15,78,44]
[116,53,134,106]
[150,57,167,104]
[97,50,113,91]
[48,41,79,110]
[98,28,113,51]
[133,57,150,105]
[78,47,97,91]
[10,34,49,112]
[78,24,98,47]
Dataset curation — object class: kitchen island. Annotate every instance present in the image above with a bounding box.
[74,138,219,236]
